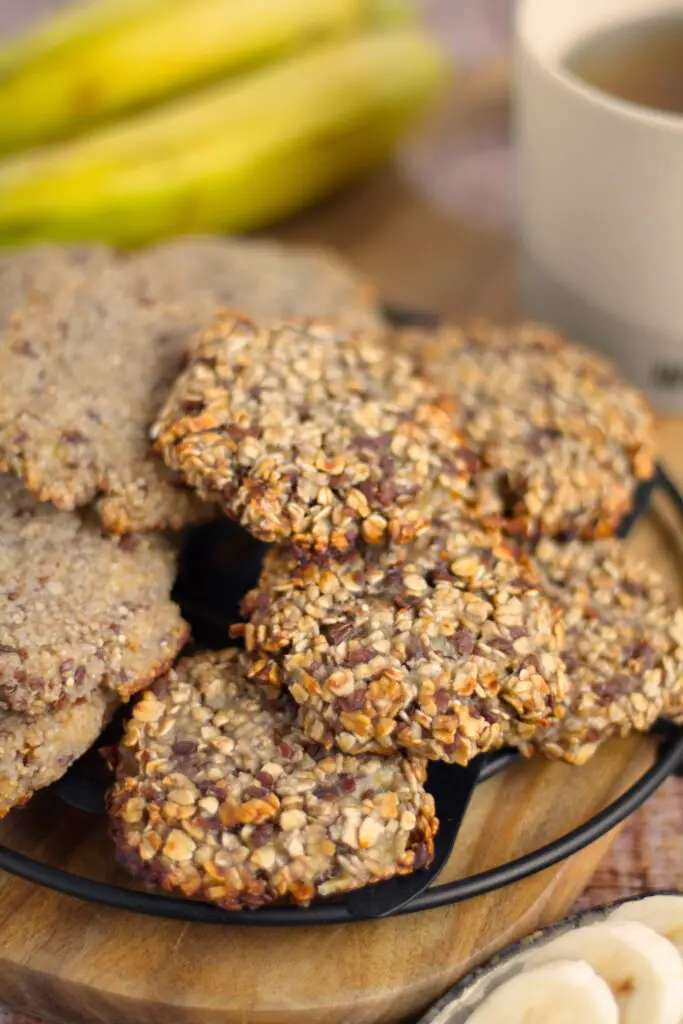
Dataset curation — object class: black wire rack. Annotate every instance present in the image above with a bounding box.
[1,311,682,927]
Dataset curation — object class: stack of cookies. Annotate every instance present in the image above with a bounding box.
[0,238,381,820]
[1,238,680,913]
[110,310,681,912]
[395,321,683,760]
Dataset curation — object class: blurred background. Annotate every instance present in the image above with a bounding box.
[0,0,515,313]
[1,11,683,1022]
[0,0,513,62]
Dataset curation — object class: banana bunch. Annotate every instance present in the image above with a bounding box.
[0,0,445,246]
[0,0,380,153]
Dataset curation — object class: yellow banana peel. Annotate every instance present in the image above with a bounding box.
[0,28,448,247]
[0,0,371,153]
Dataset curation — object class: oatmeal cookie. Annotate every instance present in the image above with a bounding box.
[0,239,380,533]
[154,314,475,557]
[241,513,568,762]
[523,538,683,765]
[0,691,116,817]
[393,320,654,539]
[0,474,187,716]
[108,649,436,909]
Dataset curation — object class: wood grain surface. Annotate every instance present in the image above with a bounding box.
[0,1,681,1022]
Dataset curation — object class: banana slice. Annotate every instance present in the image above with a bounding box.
[467,960,618,1023]
[525,920,683,1024]
[611,895,683,957]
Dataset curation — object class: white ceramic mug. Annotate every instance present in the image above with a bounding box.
[516,0,683,411]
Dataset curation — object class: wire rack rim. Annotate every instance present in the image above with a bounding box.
[0,730,680,927]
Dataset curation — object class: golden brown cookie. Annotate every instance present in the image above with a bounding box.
[154,314,476,558]
[241,512,569,763]
[394,321,655,539]
[109,649,436,909]
[524,538,683,765]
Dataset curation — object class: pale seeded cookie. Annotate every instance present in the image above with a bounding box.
[0,691,116,817]
[108,649,436,909]
[153,314,476,558]
[0,244,214,533]
[393,321,655,540]
[0,474,188,716]
[523,538,683,765]
[128,235,383,332]
[241,513,568,763]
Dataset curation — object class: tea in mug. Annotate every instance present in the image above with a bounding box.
[566,14,683,116]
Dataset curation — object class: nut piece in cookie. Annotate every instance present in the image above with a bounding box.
[523,538,683,765]
[0,474,188,716]
[153,314,476,557]
[0,691,117,817]
[394,320,655,540]
[242,513,569,763]
[108,649,436,909]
